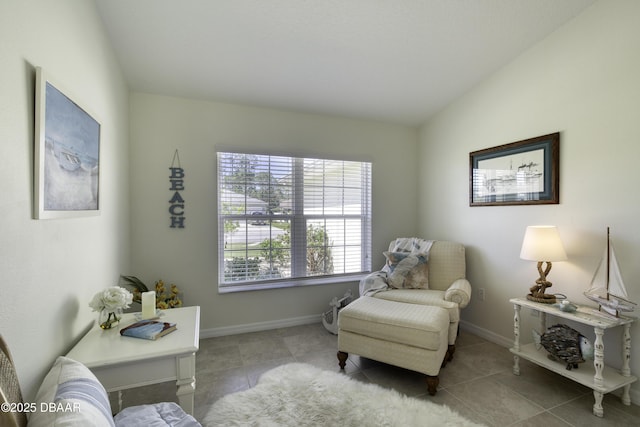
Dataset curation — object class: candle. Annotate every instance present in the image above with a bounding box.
[142,291,156,319]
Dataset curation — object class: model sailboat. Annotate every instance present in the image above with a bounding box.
[584,227,637,317]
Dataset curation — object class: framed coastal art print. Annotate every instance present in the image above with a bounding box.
[469,133,559,206]
[34,67,101,219]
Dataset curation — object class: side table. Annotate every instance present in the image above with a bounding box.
[67,306,200,415]
[509,297,636,417]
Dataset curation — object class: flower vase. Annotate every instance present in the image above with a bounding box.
[99,307,123,329]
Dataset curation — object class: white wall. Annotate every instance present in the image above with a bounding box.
[419,0,640,401]
[129,93,418,334]
[0,0,130,399]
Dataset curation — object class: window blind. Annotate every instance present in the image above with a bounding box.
[217,152,371,290]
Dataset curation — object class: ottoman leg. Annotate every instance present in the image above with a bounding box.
[426,375,439,396]
[337,351,348,369]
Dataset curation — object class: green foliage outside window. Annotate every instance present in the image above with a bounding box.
[259,224,334,276]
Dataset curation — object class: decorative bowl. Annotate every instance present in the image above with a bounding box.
[554,301,577,312]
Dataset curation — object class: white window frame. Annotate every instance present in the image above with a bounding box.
[217,151,372,293]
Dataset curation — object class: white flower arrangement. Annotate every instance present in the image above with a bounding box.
[89,286,133,312]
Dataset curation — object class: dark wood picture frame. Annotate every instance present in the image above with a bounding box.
[469,133,559,206]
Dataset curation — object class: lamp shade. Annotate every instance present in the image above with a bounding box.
[520,225,567,262]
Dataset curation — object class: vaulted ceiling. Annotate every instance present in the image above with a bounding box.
[96,0,596,126]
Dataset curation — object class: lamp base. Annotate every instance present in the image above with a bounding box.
[526,294,556,304]
[528,271,556,304]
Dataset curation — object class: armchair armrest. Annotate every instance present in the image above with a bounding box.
[444,278,472,308]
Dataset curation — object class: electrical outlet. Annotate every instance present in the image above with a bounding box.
[478,288,485,301]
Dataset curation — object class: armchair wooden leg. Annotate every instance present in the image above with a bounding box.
[337,351,348,369]
[426,375,439,396]
[447,344,455,362]
[441,345,456,368]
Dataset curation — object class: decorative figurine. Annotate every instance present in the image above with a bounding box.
[554,299,578,313]
[322,290,353,334]
[533,324,594,370]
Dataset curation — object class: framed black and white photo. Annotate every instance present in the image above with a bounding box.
[34,67,101,219]
[469,133,559,206]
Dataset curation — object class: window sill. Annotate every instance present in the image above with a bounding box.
[218,273,368,294]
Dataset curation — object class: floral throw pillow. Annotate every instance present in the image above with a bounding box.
[383,251,429,289]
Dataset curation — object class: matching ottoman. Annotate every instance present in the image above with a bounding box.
[337,296,450,395]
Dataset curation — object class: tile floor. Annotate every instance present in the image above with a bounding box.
[114,323,640,426]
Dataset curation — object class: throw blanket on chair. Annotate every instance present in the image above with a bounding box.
[359,270,389,296]
[360,238,434,296]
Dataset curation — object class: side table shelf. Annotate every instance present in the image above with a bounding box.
[509,297,637,417]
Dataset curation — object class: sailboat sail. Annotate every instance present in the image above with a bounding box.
[584,228,636,316]
[608,244,630,301]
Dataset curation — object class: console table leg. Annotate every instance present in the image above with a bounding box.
[176,378,196,415]
[621,323,632,405]
[539,312,546,336]
[513,304,520,375]
[593,327,604,389]
[621,323,632,377]
[622,384,631,406]
[592,327,605,417]
[593,390,604,417]
[176,353,196,415]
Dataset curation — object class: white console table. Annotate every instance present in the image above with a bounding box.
[67,306,200,415]
[509,297,636,417]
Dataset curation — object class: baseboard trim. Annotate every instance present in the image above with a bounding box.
[459,320,513,348]
[459,320,640,406]
[200,314,321,339]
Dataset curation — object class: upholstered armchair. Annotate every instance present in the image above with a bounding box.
[359,238,471,350]
[337,238,471,393]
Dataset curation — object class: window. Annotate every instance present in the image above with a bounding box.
[217,151,371,292]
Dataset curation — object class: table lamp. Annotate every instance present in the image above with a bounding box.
[520,225,567,304]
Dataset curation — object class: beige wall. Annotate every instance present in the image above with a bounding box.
[0,0,130,399]
[129,93,419,335]
[419,0,640,402]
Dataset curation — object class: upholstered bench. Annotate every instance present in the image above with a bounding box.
[337,296,450,395]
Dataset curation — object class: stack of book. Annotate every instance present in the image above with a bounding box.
[120,320,177,340]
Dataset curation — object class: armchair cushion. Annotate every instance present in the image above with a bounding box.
[373,289,461,345]
[383,251,429,289]
[338,297,448,351]
[373,290,459,322]
[114,402,200,427]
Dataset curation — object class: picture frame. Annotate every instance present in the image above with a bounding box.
[469,133,559,206]
[34,67,101,219]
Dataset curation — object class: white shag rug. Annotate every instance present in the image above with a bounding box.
[203,363,484,427]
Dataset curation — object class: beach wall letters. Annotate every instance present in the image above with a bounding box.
[169,150,185,228]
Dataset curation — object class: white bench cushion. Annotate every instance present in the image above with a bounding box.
[338,297,448,351]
